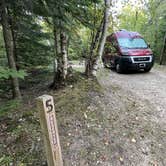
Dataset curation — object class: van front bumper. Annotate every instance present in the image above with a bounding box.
[118,55,154,71]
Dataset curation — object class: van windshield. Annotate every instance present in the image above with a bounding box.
[118,38,148,49]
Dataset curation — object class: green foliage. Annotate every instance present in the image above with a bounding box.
[14,17,53,66]
[3,0,103,66]
[68,27,91,60]
[0,99,21,116]
[104,42,114,53]
[118,5,148,32]
[117,0,166,62]
[42,0,104,59]
[0,67,27,80]
[0,155,13,166]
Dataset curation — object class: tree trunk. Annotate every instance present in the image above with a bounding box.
[134,11,138,30]
[97,0,110,64]
[85,0,111,76]
[159,33,166,65]
[85,16,104,77]
[153,17,159,55]
[1,0,21,99]
[50,27,68,89]
[50,26,63,89]
[11,19,19,70]
[7,7,19,70]
[89,16,104,58]
[60,32,68,81]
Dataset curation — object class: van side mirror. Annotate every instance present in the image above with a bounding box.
[148,43,150,48]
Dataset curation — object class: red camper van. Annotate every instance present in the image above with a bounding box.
[102,30,154,73]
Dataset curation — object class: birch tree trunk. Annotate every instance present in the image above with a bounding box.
[96,0,110,64]
[60,32,68,81]
[85,18,104,76]
[50,29,68,89]
[85,0,111,76]
[1,0,21,99]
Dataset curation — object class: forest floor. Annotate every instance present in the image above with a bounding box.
[0,65,166,166]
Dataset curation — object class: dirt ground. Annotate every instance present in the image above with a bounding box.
[0,66,166,166]
[58,65,166,166]
[95,66,166,166]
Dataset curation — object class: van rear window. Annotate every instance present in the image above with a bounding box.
[118,38,148,49]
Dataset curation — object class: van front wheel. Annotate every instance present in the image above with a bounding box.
[116,63,123,73]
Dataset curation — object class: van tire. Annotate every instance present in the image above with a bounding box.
[116,63,123,73]
[144,67,151,73]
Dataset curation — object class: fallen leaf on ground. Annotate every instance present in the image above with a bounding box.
[131,138,136,143]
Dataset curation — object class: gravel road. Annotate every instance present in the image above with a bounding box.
[97,66,166,166]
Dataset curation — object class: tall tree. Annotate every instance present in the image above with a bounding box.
[159,33,166,65]
[85,0,111,76]
[0,0,21,99]
[44,0,100,87]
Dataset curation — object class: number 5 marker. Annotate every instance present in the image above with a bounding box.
[37,95,63,166]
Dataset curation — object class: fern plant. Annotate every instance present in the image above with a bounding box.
[0,67,27,80]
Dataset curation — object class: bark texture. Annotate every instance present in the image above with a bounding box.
[97,0,110,63]
[159,33,166,65]
[85,0,111,77]
[1,0,21,99]
[85,18,104,77]
[50,27,61,88]
[60,32,68,81]
[50,27,68,89]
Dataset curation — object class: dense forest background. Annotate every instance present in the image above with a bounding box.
[0,0,166,98]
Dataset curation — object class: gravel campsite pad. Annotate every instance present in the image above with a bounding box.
[61,66,166,166]
[94,66,166,166]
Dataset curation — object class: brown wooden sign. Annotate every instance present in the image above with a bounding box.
[37,95,63,166]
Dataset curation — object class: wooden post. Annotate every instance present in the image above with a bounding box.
[36,95,63,166]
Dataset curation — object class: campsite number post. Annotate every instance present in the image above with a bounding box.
[37,95,63,166]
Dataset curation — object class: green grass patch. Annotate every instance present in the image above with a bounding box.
[0,99,21,117]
